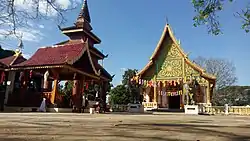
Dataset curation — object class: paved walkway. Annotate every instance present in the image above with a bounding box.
[0,113,250,141]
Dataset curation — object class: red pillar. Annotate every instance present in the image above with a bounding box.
[72,73,81,112]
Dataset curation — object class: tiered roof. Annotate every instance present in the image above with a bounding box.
[11,0,112,81]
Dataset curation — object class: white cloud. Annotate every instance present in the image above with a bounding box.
[17,28,44,42]
[22,53,31,59]
[0,28,44,42]
[14,0,81,17]
[39,25,45,29]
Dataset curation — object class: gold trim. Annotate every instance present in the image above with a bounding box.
[10,65,64,70]
[62,28,101,43]
[85,39,101,76]
[62,29,83,33]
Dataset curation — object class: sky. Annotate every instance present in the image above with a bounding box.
[0,0,249,86]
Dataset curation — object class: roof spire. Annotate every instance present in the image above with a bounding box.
[77,0,91,23]
[165,16,169,25]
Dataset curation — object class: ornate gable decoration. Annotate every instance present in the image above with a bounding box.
[167,44,182,58]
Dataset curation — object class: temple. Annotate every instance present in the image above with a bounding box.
[135,24,216,110]
[0,0,112,112]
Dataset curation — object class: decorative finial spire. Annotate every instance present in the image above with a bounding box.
[165,16,169,25]
[18,39,23,49]
[77,0,91,23]
[15,36,23,56]
[178,39,181,45]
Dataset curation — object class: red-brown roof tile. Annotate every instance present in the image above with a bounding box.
[56,40,105,59]
[14,43,86,67]
[0,55,26,66]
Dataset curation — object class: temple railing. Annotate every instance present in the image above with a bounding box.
[110,104,129,112]
[204,106,225,115]
[201,105,250,115]
[229,106,250,115]
[142,102,158,109]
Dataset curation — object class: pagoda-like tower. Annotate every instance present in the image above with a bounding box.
[8,0,112,110]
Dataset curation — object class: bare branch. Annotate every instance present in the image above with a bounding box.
[0,0,80,39]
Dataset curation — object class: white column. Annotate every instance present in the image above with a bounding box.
[5,71,16,104]
[145,87,151,102]
[162,87,167,107]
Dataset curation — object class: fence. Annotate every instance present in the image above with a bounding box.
[110,104,129,112]
[202,105,250,115]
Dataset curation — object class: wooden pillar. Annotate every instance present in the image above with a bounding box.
[153,76,157,103]
[101,81,108,112]
[50,69,59,104]
[21,71,28,106]
[72,80,80,106]
[5,71,16,104]
[51,79,58,104]
[72,73,82,111]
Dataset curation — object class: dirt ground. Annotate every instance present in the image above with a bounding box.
[0,113,250,141]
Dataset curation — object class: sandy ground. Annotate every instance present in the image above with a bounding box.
[0,113,250,141]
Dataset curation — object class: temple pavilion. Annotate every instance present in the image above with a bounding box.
[0,0,112,111]
[135,24,216,110]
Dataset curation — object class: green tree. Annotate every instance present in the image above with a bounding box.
[192,0,250,35]
[215,86,250,106]
[109,85,130,105]
[122,69,138,85]
[122,69,140,103]
[110,69,141,105]
[0,46,15,59]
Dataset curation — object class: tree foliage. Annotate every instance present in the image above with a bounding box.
[213,86,250,106]
[192,0,250,35]
[109,85,131,105]
[0,46,15,59]
[110,69,141,105]
[122,69,138,85]
[194,56,237,90]
[0,0,79,39]
[194,56,239,105]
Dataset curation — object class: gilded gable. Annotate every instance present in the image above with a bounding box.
[156,39,183,78]
[167,44,182,58]
[185,63,199,76]
[157,59,183,78]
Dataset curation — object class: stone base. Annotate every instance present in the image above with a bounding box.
[128,104,144,113]
[184,105,198,115]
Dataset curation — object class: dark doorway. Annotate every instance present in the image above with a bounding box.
[168,95,180,109]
